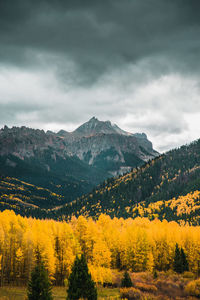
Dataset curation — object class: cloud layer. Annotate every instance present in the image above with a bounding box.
[0,0,200,152]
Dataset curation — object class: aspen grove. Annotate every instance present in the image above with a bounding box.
[1,210,200,286]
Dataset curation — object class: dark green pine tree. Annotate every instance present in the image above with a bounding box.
[173,244,189,274]
[153,268,158,279]
[121,270,132,287]
[27,250,53,300]
[180,247,189,272]
[67,254,97,300]
[173,243,182,273]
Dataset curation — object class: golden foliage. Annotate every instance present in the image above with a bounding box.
[120,287,143,299]
[132,190,200,223]
[1,210,200,285]
[89,265,112,285]
[184,278,200,297]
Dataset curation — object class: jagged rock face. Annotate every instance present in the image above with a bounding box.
[57,117,159,175]
[0,125,108,202]
[67,133,138,163]
[0,126,66,159]
[0,118,158,179]
[73,117,124,137]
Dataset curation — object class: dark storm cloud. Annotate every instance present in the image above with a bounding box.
[0,0,200,82]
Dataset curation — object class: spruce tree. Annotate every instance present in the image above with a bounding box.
[173,244,189,274]
[180,247,189,272]
[27,252,53,300]
[173,243,182,273]
[121,271,132,287]
[67,254,97,300]
[153,269,158,279]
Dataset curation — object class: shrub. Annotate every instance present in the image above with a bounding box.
[64,278,68,287]
[185,278,200,297]
[120,287,142,299]
[111,270,122,287]
[182,271,194,279]
[134,282,157,293]
[142,296,159,300]
[155,279,181,298]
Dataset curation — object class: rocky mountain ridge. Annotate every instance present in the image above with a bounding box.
[56,117,158,175]
[0,117,158,215]
[0,118,158,177]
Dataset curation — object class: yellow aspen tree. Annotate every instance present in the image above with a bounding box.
[16,247,23,284]
[92,239,111,267]
[75,216,94,260]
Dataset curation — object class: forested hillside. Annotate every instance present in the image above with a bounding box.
[0,176,65,218]
[0,149,105,204]
[132,190,200,225]
[54,139,200,223]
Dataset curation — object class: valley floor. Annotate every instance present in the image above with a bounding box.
[0,271,199,299]
[0,286,120,300]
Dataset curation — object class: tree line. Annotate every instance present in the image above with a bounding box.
[0,210,200,287]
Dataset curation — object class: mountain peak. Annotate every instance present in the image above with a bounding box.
[74,117,115,137]
[89,116,99,122]
[73,117,149,140]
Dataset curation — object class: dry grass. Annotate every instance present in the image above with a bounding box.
[0,287,27,300]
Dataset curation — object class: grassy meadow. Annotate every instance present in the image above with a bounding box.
[0,286,120,300]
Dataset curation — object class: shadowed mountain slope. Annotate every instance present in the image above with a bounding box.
[53,139,200,224]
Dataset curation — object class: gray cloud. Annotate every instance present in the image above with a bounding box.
[0,0,200,152]
[1,0,200,80]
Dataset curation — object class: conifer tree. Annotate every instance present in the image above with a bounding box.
[27,250,53,300]
[67,254,97,300]
[173,244,189,274]
[121,270,132,287]
[180,247,189,272]
[173,243,182,273]
[153,268,158,279]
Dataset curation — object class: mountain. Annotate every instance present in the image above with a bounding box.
[0,118,158,210]
[0,125,106,205]
[57,117,159,176]
[53,138,200,224]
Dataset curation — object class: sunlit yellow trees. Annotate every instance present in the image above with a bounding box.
[1,210,200,287]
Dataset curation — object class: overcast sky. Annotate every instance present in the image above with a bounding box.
[0,0,200,152]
